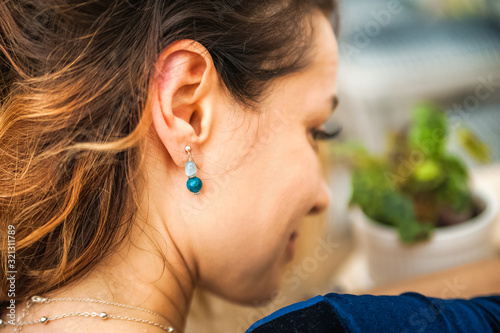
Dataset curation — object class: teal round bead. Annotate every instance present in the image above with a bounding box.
[187,177,202,194]
[185,161,197,178]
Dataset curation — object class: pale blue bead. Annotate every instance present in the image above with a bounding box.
[185,161,197,178]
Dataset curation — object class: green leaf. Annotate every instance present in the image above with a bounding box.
[434,155,471,212]
[398,220,435,244]
[457,127,491,164]
[413,160,441,182]
[408,103,448,159]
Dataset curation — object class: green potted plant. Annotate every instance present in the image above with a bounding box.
[335,103,498,285]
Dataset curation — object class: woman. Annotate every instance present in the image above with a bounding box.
[1,1,499,332]
[0,0,338,331]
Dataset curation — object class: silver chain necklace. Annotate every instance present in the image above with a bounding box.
[0,295,175,332]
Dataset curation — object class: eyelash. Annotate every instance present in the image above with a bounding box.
[310,126,342,141]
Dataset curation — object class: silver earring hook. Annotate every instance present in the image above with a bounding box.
[185,145,192,161]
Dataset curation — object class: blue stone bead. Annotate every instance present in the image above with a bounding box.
[185,161,197,178]
[187,177,202,194]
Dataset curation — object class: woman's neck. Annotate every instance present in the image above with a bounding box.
[33,215,198,333]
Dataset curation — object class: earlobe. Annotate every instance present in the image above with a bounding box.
[150,40,217,167]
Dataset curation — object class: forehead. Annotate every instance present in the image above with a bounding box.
[310,14,338,86]
[258,14,338,116]
[284,14,338,115]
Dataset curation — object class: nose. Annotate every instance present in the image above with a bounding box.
[307,181,331,215]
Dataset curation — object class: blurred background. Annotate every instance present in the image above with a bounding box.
[187,1,500,331]
[332,0,500,158]
[327,0,500,289]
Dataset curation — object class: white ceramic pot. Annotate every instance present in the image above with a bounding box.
[350,181,499,286]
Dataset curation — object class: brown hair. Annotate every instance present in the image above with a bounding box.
[0,0,336,311]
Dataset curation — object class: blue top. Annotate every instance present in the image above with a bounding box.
[246,292,500,332]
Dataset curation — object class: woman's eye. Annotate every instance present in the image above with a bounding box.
[310,125,342,141]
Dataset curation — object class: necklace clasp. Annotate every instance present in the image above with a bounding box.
[31,295,47,303]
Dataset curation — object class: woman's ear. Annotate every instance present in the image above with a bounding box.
[149,39,218,167]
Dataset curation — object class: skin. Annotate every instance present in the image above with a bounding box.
[8,11,338,333]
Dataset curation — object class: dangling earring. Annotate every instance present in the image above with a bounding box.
[185,145,202,195]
